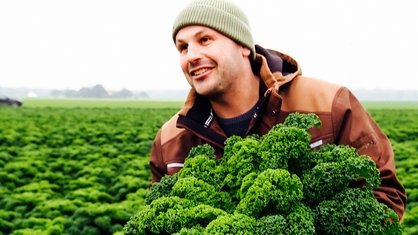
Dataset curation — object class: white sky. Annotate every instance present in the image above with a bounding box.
[1,0,417,91]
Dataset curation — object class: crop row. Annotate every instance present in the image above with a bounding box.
[0,107,177,235]
[367,108,418,234]
[0,106,417,234]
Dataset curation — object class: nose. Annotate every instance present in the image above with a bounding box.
[185,44,202,63]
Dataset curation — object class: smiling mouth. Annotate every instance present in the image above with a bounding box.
[192,68,208,76]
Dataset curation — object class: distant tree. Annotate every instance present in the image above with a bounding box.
[90,84,109,98]
[135,91,149,99]
[78,87,91,98]
[112,89,133,99]
[77,84,109,98]
[64,89,78,98]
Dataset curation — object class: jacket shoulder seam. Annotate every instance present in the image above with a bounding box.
[160,113,185,146]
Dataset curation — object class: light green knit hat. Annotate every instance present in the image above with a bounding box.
[172,0,256,61]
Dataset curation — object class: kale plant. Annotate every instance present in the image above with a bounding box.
[124,113,402,235]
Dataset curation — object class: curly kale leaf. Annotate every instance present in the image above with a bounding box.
[259,126,312,171]
[205,213,257,235]
[235,169,303,218]
[177,149,223,189]
[282,112,322,130]
[145,174,177,204]
[123,196,227,235]
[302,145,381,205]
[123,196,194,235]
[286,202,315,235]
[255,214,287,235]
[315,187,402,235]
[172,225,205,235]
[254,203,314,235]
[171,176,234,213]
[185,205,229,229]
[186,143,215,159]
[220,135,262,197]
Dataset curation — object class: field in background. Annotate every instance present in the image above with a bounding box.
[362,101,418,110]
[1,99,417,234]
[19,98,418,110]
[21,98,184,109]
[0,104,180,234]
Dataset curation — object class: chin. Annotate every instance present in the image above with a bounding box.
[194,87,212,96]
[193,81,219,97]
[196,89,221,99]
[194,88,210,96]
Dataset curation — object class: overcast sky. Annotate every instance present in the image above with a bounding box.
[1,0,417,91]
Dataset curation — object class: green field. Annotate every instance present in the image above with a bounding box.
[1,99,417,234]
[362,101,418,110]
[20,98,418,110]
[21,98,184,109]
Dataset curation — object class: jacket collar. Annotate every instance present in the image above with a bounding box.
[254,44,301,93]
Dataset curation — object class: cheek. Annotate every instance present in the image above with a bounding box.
[179,57,193,85]
[179,56,188,73]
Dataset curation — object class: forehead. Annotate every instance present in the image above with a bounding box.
[175,25,222,43]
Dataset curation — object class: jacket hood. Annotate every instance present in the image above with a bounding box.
[253,44,301,90]
[179,44,302,116]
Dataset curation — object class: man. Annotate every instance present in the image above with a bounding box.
[150,0,406,220]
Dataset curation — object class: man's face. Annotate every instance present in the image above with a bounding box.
[175,25,251,98]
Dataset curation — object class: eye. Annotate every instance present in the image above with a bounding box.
[177,43,188,52]
[200,36,210,44]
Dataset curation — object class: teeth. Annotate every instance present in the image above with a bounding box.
[193,68,207,76]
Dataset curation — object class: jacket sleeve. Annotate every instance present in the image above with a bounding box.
[332,87,406,221]
[150,129,166,184]
[149,114,198,185]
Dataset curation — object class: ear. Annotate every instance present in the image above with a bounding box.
[242,47,251,57]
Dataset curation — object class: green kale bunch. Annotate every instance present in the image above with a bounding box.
[123,113,401,235]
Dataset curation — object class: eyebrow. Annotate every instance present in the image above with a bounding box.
[176,28,210,45]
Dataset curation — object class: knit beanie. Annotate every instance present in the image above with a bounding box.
[172,0,256,61]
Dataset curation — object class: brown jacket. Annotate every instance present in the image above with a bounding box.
[150,45,406,220]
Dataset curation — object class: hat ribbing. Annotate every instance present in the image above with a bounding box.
[172,0,255,61]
